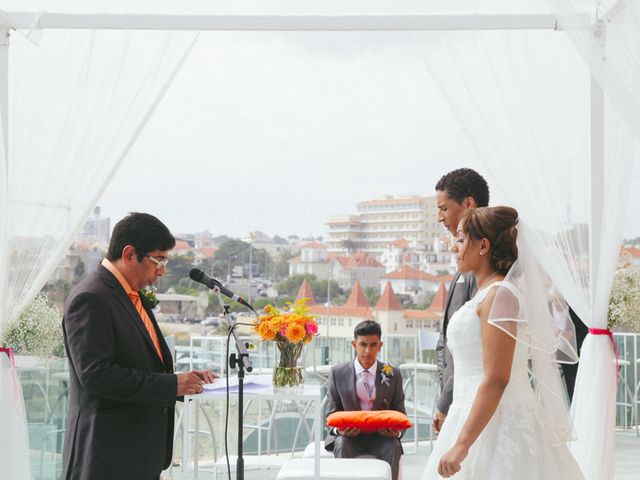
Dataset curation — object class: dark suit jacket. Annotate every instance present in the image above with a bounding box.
[62,265,178,480]
[436,272,477,414]
[324,360,405,452]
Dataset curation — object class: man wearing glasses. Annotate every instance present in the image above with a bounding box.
[62,212,215,480]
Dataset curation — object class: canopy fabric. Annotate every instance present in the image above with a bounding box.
[0,2,637,480]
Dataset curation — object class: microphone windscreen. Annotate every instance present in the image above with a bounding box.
[189,268,204,282]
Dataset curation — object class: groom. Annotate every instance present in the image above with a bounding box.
[433,168,489,432]
[324,320,405,480]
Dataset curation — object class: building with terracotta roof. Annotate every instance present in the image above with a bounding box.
[331,252,386,290]
[171,239,194,256]
[620,246,640,267]
[295,278,316,305]
[302,279,440,339]
[193,246,219,266]
[381,265,452,303]
[309,280,374,337]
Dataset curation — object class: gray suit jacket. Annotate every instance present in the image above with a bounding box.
[324,360,405,451]
[62,265,178,480]
[436,271,477,414]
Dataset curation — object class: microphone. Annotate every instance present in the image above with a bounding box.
[189,268,255,311]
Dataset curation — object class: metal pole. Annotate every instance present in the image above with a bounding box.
[590,76,604,315]
[0,11,588,32]
[248,243,253,305]
[0,29,9,334]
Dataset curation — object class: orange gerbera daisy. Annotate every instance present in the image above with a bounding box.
[285,323,306,343]
[258,320,276,340]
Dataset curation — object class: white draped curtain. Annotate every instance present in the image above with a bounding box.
[413,22,637,480]
[545,2,640,478]
[1,29,198,332]
[0,27,198,476]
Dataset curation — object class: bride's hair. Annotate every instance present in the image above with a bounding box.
[461,206,519,275]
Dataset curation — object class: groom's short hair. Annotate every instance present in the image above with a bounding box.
[354,320,382,340]
[435,168,489,207]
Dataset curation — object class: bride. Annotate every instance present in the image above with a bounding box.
[422,206,584,479]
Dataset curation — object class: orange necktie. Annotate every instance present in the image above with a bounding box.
[129,291,164,363]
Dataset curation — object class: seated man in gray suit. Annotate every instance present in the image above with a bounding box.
[433,168,489,432]
[324,320,405,480]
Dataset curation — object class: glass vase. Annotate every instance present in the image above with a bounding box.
[272,341,305,393]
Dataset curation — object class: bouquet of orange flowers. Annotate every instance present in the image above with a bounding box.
[254,298,318,344]
[255,298,318,390]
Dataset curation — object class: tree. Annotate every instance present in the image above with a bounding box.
[155,252,197,293]
[341,239,358,254]
[276,274,317,298]
[364,286,380,307]
[273,250,295,280]
[417,291,436,309]
[173,285,200,296]
[203,239,271,279]
[213,235,232,245]
[273,235,288,245]
[74,260,85,281]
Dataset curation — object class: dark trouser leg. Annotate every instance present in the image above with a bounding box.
[333,435,368,459]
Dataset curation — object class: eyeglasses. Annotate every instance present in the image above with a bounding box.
[144,254,169,269]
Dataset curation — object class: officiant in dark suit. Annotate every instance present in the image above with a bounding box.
[62,212,215,480]
[324,320,405,480]
[433,168,489,432]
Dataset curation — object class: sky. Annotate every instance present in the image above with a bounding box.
[7,2,637,242]
[92,29,640,241]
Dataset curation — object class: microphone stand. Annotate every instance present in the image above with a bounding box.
[211,288,254,480]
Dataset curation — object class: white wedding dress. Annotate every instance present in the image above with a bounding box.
[422,282,584,480]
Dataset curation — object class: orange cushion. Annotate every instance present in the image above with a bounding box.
[326,410,413,433]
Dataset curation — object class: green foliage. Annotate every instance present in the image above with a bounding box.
[273,250,295,280]
[203,239,271,279]
[275,296,295,308]
[43,279,73,311]
[156,252,197,292]
[396,294,417,309]
[3,293,65,358]
[253,298,274,311]
[364,286,380,307]
[173,285,201,296]
[341,239,358,253]
[74,260,85,280]
[608,265,640,332]
[416,291,436,310]
[435,269,450,276]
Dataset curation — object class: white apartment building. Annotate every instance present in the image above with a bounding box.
[288,242,331,280]
[326,195,446,264]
